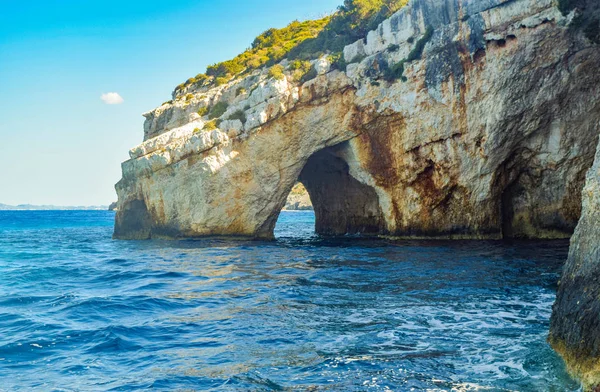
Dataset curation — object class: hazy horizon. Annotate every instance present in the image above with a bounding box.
[0,0,340,206]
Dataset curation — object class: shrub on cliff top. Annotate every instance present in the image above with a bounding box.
[197,107,209,117]
[214,77,229,86]
[290,60,313,81]
[174,0,409,93]
[174,74,211,94]
[203,119,221,131]
[290,59,311,71]
[288,0,409,60]
[206,60,245,78]
[191,18,329,88]
[268,64,286,80]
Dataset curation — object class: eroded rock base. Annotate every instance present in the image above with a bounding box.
[113,199,152,240]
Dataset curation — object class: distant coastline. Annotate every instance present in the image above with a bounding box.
[0,203,109,211]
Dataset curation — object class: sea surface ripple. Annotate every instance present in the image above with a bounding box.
[0,210,579,391]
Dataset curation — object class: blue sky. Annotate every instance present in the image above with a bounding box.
[0,0,341,206]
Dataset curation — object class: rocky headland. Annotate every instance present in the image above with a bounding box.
[113,0,600,387]
[115,0,600,241]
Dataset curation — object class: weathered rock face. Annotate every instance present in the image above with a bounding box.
[550,137,600,390]
[115,0,600,241]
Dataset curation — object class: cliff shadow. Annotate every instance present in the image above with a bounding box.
[273,142,384,238]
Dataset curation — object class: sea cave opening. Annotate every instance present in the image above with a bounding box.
[273,144,384,239]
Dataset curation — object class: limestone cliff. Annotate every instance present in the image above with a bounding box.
[550,136,600,390]
[284,183,313,211]
[114,0,600,241]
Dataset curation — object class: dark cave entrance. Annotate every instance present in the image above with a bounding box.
[274,143,384,238]
[500,183,517,239]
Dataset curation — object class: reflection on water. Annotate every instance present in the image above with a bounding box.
[0,210,579,391]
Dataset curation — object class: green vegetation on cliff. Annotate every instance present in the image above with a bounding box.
[384,25,433,82]
[175,0,408,94]
[268,64,286,80]
[227,110,247,124]
[208,102,229,119]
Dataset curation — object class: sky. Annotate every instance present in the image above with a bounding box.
[0,0,341,206]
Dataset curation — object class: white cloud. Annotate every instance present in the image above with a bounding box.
[100,92,124,105]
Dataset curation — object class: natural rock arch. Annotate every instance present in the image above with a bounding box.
[271,143,385,237]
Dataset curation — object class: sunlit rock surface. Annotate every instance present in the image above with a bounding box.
[115,0,600,240]
[284,183,313,211]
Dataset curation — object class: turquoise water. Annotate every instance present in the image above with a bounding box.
[0,210,579,391]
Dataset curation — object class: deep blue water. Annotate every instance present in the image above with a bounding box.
[0,210,579,391]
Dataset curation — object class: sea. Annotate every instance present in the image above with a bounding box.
[0,210,580,391]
